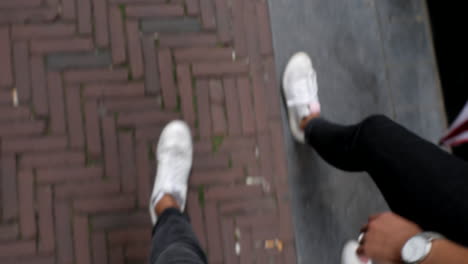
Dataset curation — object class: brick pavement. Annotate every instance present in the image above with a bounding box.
[0,0,296,263]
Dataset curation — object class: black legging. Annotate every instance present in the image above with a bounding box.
[305,115,468,247]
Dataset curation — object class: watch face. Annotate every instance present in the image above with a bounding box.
[402,236,429,263]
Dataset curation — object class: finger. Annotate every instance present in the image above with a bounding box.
[356,246,365,257]
[368,213,383,222]
[360,224,369,233]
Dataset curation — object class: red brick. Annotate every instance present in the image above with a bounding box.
[31,38,94,53]
[104,97,160,112]
[251,72,268,132]
[240,229,253,264]
[220,197,276,215]
[221,218,237,264]
[62,0,76,19]
[174,47,233,62]
[194,140,212,153]
[0,240,35,257]
[92,232,108,264]
[125,244,150,261]
[84,100,102,157]
[126,21,144,79]
[177,64,196,125]
[237,77,256,135]
[0,90,11,105]
[55,201,73,264]
[0,107,30,121]
[159,33,217,48]
[38,186,55,253]
[193,153,230,170]
[21,151,85,168]
[0,0,41,8]
[0,224,18,241]
[223,78,242,136]
[214,0,231,43]
[64,68,128,83]
[231,0,247,57]
[56,181,120,199]
[0,8,58,24]
[190,168,244,186]
[158,49,178,109]
[269,121,288,183]
[142,35,160,94]
[264,56,281,119]
[244,0,261,63]
[256,1,274,55]
[110,0,166,2]
[221,137,256,152]
[109,6,127,64]
[195,80,212,138]
[102,116,119,179]
[192,61,249,76]
[66,85,84,148]
[74,195,136,213]
[126,4,184,17]
[2,136,67,153]
[109,246,125,264]
[135,126,164,142]
[204,203,223,262]
[1,155,18,221]
[136,142,151,208]
[74,215,91,264]
[11,24,75,39]
[37,167,102,183]
[0,27,13,87]
[92,0,109,47]
[0,121,45,137]
[186,0,200,15]
[209,80,227,135]
[187,191,207,249]
[92,211,150,230]
[118,110,179,126]
[231,149,257,167]
[78,0,92,34]
[199,0,216,29]
[108,228,150,244]
[13,41,31,102]
[84,82,145,98]
[256,133,274,185]
[47,72,67,133]
[205,185,263,201]
[30,55,48,116]
[118,132,137,193]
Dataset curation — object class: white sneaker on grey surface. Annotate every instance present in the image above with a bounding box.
[282,52,321,143]
[149,120,193,225]
[342,240,372,264]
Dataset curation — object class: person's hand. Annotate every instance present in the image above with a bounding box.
[358,212,422,263]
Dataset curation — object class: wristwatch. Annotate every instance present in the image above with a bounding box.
[401,232,444,264]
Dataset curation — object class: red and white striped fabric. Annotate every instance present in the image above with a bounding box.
[440,101,468,147]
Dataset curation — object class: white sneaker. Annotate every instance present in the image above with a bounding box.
[282,52,321,143]
[342,240,372,264]
[149,120,193,225]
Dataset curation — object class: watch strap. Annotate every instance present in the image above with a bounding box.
[420,232,444,242]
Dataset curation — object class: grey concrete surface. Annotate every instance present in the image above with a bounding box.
[267,0,447,263]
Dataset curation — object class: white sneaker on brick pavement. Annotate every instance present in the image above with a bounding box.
[149,120,193,225]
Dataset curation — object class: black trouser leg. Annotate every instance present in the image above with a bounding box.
[305,115,468,246]
[149,208,207,264]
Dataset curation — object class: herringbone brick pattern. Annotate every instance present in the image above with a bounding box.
[0,0,296,263]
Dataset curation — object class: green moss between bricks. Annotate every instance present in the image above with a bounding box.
[118,4,126,20]
[198,185,206,209]
[211,135,224,153]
